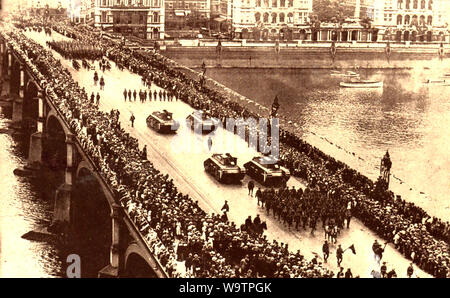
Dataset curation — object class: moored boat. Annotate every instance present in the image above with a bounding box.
[340,80,383,88]
[424,78,446,84]
[331,71,360,78]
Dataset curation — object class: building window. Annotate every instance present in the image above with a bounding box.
[406,0,410,9]
[427,15,432,25]
[255,12,261,22]
[279,13,285,23]
[428,0,432,10]
[398,0,403,9]
[397,14,402,25]
[256,0,261,7]
[271,12,277,23]
[264,0,269,7]
[288,0,293,7]
[405,14,410,24]
[413,0,418,9]
[280,0,285,7]
[272,0,277,8]
[263,12,269,23]
[287,12,293,23]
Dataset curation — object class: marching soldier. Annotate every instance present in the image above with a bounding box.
[407,263,414,278]
[336,244,344,267]
[142,145,147,160]
[130,113,135,128]
[93,71,99,86]
[221,200,229,214]
[322,240,329,263]
[344,268,353,278]
[99,76,105,90]
[248,180,255,196]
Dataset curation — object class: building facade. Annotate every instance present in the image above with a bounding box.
[69,0,95,23]
[91,0,164,39]
[165,0,211,29]
[231,0,313,40]
[372,0,449,27]
[371,0,449,42]
[211,0,232,31]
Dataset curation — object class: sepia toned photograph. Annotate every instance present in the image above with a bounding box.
[0,0,448,283]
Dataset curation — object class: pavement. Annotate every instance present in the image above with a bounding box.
[23,29,432,278]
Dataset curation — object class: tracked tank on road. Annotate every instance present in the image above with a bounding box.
[204,153,246,183]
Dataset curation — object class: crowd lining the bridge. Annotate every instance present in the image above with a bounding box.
[1,19,449,277]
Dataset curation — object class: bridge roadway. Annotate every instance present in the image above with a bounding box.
[24,29,431,278]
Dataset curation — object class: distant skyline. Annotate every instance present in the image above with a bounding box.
[2,0,70,10]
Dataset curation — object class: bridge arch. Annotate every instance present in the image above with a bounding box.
[71,165,112,277]
[124,242,159,278]
[23,79,40,132]
[10,60,21,96]
[45,113,68,170]
[75,161,116,206]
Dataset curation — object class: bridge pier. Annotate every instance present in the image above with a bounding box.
[0,43,6,80]
[10,64,25,127]
[27,95,46,166]
[51,134,75,231]
[6,52,12,81]
[28,132,45,166]
[98,203,123,278]
[11,97,23,124]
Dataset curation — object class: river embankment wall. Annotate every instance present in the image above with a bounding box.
[162,45,449,69]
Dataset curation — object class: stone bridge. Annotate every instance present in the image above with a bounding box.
[0,35,168,278]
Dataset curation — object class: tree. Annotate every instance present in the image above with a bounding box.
[360,16,372,29]
[312,0,354,23]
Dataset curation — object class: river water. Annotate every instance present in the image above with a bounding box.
[206,67,450,220]
[0,115,64,277]
[0,29,448,277]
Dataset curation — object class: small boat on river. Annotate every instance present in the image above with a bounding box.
[340,80,383,88]
[331,70,360,78]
